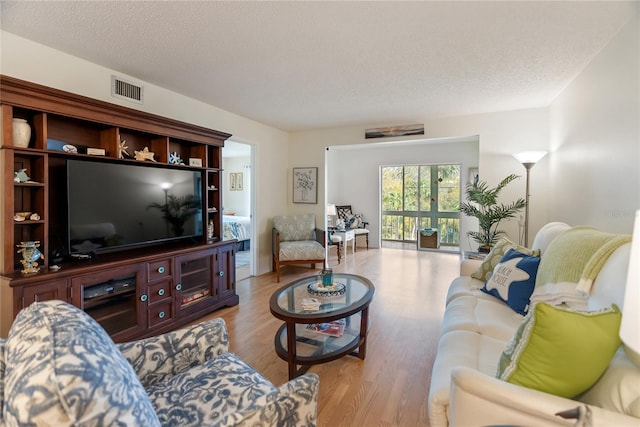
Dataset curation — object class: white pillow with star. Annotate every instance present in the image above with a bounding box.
[481,248,541,315]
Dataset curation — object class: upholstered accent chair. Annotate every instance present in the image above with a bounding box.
[272,214,325,282]
[0,300,319,427]
[335,205,370,250]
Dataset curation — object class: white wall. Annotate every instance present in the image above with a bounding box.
[290,108,549,246]
[0,31,289,275]
[327,137,479,252]
[549,12,639,233]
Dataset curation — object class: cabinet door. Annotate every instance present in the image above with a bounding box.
[215,244,236,300]
[71,264,146,341]
[19,278,69,309]
[174,248,216,316]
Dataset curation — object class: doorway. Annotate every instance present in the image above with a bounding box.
[222,140,254,280]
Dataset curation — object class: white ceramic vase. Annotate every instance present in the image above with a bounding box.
[12,118,31,148]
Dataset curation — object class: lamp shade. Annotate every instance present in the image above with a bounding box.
[327,204,337,216]
[620,210,640,367]
[513,151,547,165]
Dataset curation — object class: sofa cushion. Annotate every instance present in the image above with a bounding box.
[445,275,486,305]
[497,302,622,398]
[218,373,320,427]
[471,239,540,282]
[577,346,640,417]
[274,214,316,241]
[428,329,509,427]
[441,295,524,342]
[147,352,276,426]
[482,248,540,315]
[530,221,571,254]
[279,240,325,261]
[4,300,160,426]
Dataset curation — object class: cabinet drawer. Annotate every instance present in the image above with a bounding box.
[147,259,172,282]
[148,301,173,327]
[148,281,172,304]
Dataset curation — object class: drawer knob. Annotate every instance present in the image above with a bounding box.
[176,283,182,291]
[140,294,148,302]
[157,266,165,274]
[158,288,165,296]
[219,271,224,277]
[158,311,165,319]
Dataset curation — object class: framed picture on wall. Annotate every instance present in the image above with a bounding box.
[293,167,318,204]
[236,172,243,191]
[230,172,237,191]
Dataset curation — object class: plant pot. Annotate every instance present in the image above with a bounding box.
[12,118,31,148]
[478,245,492,254]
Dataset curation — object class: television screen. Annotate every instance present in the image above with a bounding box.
[67,159,203,254]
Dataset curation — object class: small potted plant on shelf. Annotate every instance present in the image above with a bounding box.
[459,174,526,252]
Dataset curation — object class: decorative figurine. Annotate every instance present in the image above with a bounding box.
[207,219,215,239]
[134,146,156,162]
[118,139,131,159]
[13,212,35,222]
[14,168,31,183]
[169,152,184,165]
[16,241,43,274]
[62,144,78,153]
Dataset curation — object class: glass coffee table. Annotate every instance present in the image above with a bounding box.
[269,273,375,379]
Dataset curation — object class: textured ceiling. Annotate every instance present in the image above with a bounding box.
[0,1,636,131]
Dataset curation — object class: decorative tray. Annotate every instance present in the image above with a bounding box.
[307,281,346,297]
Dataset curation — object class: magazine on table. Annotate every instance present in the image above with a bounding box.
[306,319,346,337]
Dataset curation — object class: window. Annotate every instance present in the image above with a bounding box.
[381,164,460,246]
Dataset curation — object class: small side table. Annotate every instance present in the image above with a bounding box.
[331,229,355,255]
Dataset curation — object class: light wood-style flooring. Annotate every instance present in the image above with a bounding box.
[199,247,461,427]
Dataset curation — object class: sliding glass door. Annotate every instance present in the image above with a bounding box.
[381,164,460,247]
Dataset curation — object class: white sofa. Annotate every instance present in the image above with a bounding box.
[428,222,640,427]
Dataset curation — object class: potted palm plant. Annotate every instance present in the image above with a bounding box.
[460,174,526,252]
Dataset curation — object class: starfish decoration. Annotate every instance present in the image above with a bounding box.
[118,139,130,159]
[134,146,157,162]
[169,152,184,165]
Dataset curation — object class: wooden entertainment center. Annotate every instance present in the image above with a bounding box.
[0,75,239,340]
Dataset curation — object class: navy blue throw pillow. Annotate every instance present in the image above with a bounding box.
[481,248,541,315]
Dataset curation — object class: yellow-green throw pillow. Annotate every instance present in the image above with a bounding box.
[497,303,621,398]
[471,238,541,282]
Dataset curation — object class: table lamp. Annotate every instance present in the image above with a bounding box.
[620,209,640,367]
[327,204,337,227]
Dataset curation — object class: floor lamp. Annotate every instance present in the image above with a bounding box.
[513,151,547,247]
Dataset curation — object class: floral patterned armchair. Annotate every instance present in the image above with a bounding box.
[272,214,326,282]
[0,300,319,426]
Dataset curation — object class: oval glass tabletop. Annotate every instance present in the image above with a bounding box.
[270,273,374,320]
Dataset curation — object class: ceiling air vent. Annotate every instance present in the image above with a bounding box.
[111,76,143,104]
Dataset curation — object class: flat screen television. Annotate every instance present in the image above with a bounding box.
[66,159,203,255]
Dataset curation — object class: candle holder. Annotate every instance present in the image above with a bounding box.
[322,268,333,286]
